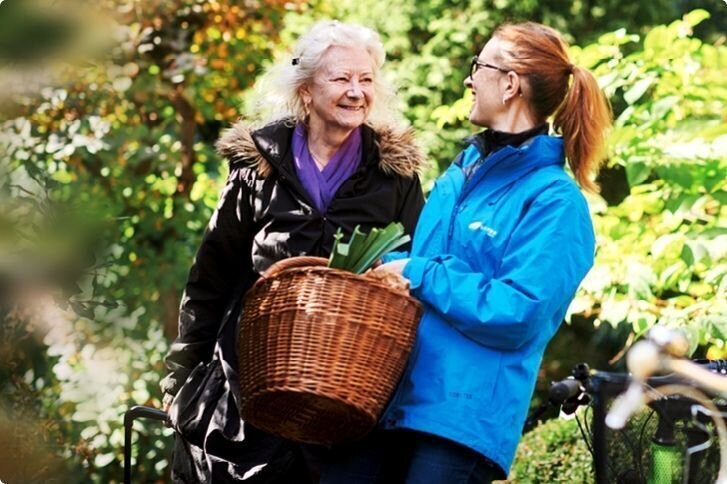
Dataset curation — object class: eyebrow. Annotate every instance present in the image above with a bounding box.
[324,66,374,75]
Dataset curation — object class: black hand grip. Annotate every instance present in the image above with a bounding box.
[124,405,168,425]
[549,378,583,403]
[695,359,727,373]
[124,405,169,484]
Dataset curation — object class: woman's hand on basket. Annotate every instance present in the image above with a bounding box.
[374,258,410,276]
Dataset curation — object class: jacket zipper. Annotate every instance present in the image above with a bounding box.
[446,155,485,251]
[444,148,518,251]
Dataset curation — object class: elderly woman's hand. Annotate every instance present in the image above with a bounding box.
[374,258,410,276]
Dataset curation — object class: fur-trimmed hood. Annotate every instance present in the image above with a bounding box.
[215,120,425,179]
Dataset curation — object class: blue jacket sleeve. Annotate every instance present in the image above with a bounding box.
[403,193,595,350]
[382,250,410,263]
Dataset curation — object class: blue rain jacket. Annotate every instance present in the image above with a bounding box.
[380,134,595,475]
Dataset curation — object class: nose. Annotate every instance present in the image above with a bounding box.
[464,75,473,89]
[346,80,363,98]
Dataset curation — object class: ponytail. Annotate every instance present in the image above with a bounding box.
[553,66,612,192]
[493,22,612,192]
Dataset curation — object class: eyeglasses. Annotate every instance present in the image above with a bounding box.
[469,56,510,78]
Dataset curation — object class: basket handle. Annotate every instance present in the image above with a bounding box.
[262,256,329,279]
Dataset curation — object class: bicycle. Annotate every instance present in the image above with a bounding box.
[543,327,727,484]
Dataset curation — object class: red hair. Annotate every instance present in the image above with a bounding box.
[493,22,612,192]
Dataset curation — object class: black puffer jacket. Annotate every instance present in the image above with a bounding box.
[162,120,426,397]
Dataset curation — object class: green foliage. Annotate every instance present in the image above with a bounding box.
[511,415,594,483]
[40,307,174,481]
[1,0,298,481]
[568,10,727,353]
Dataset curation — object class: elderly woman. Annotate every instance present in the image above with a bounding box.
[321,22,612,483]
[160,20,425,483]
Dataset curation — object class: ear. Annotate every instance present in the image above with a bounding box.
[299,84,312,106]
[502,71,521,103]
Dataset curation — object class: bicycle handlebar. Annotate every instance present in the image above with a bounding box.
[548,358,727,413]
[549,378,583,403]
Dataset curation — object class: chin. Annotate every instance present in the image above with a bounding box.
[336,116,367,130]
[469,113,487,128]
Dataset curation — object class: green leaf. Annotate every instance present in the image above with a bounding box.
[659,261,688,289]
[625,161,651,186]
[348,226,394,272]
[94,452,115,468]
[682,9,710,29]
[671,295,696,308]
[624,77,654,105]
[328,222,409,274]
[328,229,350,269]
[626,262,656,299]
[650,95,679,119]
[340,225,367,268]
[680,243,694,266]
[655,164,694,190]
[644,26,670,56]
[351,232,410,274]
[651,233,686,260]
[634,314,656,334]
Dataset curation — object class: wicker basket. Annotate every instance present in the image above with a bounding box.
[238,256,422,445]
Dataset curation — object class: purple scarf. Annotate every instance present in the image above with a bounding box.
[291,123,362,213]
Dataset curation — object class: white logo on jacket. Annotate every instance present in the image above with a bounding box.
[468,221,498,238]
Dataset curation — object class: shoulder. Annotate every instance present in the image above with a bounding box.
[530,176,592,230]
[367,124,427,179]
[510,157,590,217]
[215,119,293,178]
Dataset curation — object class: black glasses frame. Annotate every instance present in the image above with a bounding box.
[470,56,511,78]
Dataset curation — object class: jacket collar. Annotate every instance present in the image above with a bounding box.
[465,123,549,158]
[458,134,564,171]
[215,119,425,179]
[455,134,565,200]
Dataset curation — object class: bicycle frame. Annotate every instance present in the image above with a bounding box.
[606,328,727,484]
[547,357,727,484]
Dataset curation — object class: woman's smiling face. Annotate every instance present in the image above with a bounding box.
[465,37,510,128]
[301,45,375,135]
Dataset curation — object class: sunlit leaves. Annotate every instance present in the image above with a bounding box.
[1,0,299,481]
[623,76,655,105]
[569,10,727,352]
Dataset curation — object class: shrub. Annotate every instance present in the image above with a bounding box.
[510,416,594,483]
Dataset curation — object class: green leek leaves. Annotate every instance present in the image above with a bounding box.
[328,223,410,274]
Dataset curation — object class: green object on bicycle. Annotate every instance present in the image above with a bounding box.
[649,441,682,484]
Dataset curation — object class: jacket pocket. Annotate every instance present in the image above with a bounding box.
[168,358,225,448]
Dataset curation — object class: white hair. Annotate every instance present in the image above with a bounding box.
[248,20,403,129]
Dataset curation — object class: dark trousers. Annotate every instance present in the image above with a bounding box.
[320,430,503,484]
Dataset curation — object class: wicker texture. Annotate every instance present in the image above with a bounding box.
[238,256,422,445]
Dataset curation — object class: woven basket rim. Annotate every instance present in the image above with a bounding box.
[254,263,422,308]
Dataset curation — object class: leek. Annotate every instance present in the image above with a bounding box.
[328,222,410,274]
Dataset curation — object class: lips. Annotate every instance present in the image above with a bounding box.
[338,105,365,111]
